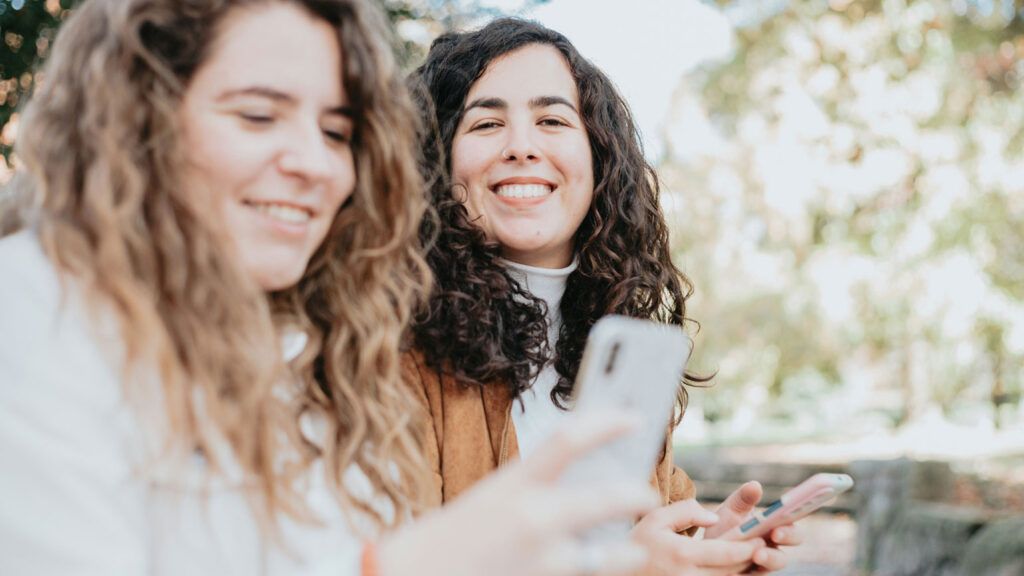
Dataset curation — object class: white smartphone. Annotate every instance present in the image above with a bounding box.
[719,473,854,541]
[559,315,693,542]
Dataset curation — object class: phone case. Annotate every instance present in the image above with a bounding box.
[559,315,693,542]
[720,473,854,541]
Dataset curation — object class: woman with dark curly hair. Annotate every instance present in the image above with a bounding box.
[406,17,801,575]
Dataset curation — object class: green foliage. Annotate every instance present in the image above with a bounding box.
[0,0,76,163]
[669,0,1024,434]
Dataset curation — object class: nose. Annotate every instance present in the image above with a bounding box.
[277,123,333,183]
[501,123,540,163]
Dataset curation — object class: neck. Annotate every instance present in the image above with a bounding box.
[501,245,573,269]
[503,257,577,328]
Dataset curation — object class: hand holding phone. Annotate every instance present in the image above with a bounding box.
[719,473,854,541]
[561,315,691,484]
[558,315,692,543]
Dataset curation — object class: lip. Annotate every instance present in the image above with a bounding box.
[488,177,557,207]
[241,198,317,239]
[242,198,318,217]
[489,176,558,192]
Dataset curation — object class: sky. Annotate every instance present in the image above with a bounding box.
[398,0,737,159]
[523,0,735,159]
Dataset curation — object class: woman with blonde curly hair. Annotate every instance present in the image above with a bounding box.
[0,1,659,574]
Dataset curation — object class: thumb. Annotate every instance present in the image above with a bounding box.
[643,499,720,533]
[705,481,763,539]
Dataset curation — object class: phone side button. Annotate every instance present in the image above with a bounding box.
[762,500,783,517]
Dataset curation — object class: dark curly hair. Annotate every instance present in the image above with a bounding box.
[409,17,707,421]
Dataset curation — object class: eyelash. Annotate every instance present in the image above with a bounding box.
[469,118,571,131]
[323,130,350,144]
[238,112,274,124]
[471,120,502,131]
[238,112,349,144]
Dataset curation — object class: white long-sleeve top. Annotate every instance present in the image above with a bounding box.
[0,230,374,575]
[505,258,577,459]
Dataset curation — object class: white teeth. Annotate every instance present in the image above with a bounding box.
[495,184,552,198]
[249,202,311,224]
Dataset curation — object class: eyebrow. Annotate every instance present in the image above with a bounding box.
[463,95,578,114]
[216,86,353,116]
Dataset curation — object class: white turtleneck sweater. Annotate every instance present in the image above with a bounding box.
[504,258,578,459]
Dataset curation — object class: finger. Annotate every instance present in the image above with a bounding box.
[768,525,803,547]
[541,540,649,576]
[536,538,580,576]
[704,481,763,539]
[671,536,765,568]
[590,542,648,576]
[752,546,788,572]
[641,499,720,533]
[541,482,659,533]
[718,481,763,517]
[525,411,639,483]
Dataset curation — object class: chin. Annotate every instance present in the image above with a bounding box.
[500,236,555,254]
[252,264,308,292]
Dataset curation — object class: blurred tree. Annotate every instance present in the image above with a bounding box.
[669,0,1024,435]
[0,0,75,167]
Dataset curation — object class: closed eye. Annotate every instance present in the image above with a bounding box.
[238,112,274,125]
[323,129,350,144]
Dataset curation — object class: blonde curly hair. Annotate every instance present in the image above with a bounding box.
[8,0,431,529]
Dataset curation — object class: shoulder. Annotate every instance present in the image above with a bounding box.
[0,229,61,304]
[400,348,441,404]
[400,349,492,399]
[401,348,445,388]
[401,348,497,418]
[0,230,125,408]
[0,230,68,345]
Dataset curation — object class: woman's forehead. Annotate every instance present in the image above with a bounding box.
[467,44,578,107]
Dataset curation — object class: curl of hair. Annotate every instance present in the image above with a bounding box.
[410,18,708,423]
[9,0,430,529]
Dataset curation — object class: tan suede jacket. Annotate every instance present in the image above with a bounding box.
[402,350,696,509]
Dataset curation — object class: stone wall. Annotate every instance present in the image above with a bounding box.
[851,459,1024,576]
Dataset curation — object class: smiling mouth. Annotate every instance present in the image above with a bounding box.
[243,200,313,224]
[492,183,554,199]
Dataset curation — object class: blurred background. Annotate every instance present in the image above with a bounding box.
[2,0,1022,574]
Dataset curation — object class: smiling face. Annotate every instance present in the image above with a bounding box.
[451,43,594,269]
[180,3,355,291]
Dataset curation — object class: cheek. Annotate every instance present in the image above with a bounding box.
[450,137,493,189]
[327,153,357,211]
[183,123,268,206]
[573,139,595,186]
[563,139,595,215]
